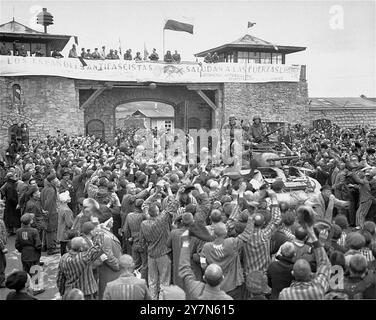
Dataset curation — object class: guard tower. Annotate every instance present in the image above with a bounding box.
[0,18,74,57]
[195,34,306,64]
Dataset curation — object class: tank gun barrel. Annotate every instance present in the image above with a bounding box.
[266,156,302,162]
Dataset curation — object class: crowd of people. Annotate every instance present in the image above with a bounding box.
[1,116,376,300]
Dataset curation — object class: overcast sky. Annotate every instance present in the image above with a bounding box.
[1,0,375,97]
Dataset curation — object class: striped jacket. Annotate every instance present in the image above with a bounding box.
[240,205,282,274]
[140,198,179,259]
[56,244,103,296]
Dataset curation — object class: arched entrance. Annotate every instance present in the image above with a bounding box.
[81,85,216,141]
[86,119,105,138]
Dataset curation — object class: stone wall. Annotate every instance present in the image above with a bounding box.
[0,76,83,152]
[222,81,309,125]
[82,86,213,140]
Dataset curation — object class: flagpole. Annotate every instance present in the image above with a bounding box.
[163,28,165,57]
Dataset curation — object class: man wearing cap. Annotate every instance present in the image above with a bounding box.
[249,116,265,143]
[305,185,350,223]
[5,270,37,300]
[40,173,60,255]
[15,213,42,274]
[279,224,331,300]
[267,242,295,299]
[24,185,47,249]
[222,115,242,158]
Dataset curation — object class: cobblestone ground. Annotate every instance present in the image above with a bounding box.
[0,235,60,300]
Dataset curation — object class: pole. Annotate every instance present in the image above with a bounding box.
[163,29,165,57]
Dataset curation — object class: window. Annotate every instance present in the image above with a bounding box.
[165,120,172,131]
[260,52,272,64]
[249,52,260,63]
[271,53,282,64]
[12,84,21,103]
[237,51,248,63]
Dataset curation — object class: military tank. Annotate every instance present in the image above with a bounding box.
[225,137,321,207]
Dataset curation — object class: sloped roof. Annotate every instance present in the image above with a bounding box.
[195,33,306,57]
[309,97,376,110]
[0,20,44,34]
[132,109,174,118]
[230,34,276,46]
[0,19,74,51]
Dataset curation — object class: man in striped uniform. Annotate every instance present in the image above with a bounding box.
[56,235,105,300]
[241,190,282,275]
[140,184,178,300]
[103,254,151,300]
[278,224,331,300]
[122,199,147,280]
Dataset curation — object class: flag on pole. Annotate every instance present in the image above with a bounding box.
[143,42,149,60]
[118,38,122,56]
[164,18,194,34]
[247,21,256,28]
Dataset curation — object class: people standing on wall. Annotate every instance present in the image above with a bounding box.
[204,53,212,63]
[91,48,101,60]
[164,50,173,63]
[211,52,219,63]
[172,50,181,63]
[33,45,44,57]
[113,50,120,60]
[148,48,159,61]
[124,49,132,60]
[68,44,78,58]
[0,42,11,55]
[134,52,142,61]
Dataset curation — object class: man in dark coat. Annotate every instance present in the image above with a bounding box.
[40,174,60,255]
[267,242,295,299]
[0,172,20,235]
[25,186,48,250]
[15,213,41,274]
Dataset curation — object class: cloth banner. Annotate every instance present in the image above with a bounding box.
[0,56,302,83]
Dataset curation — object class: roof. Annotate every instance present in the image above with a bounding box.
[132,109,174,118]
[309,97,376,110]
[0,20,44,34]
[0,19,74,51]
[195,34,306,57]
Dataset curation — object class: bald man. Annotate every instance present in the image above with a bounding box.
[56,235,105,300]
[200,216,255,300]
[179,230,232,300]
[278,225,331,300]
[103,254,151,300]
